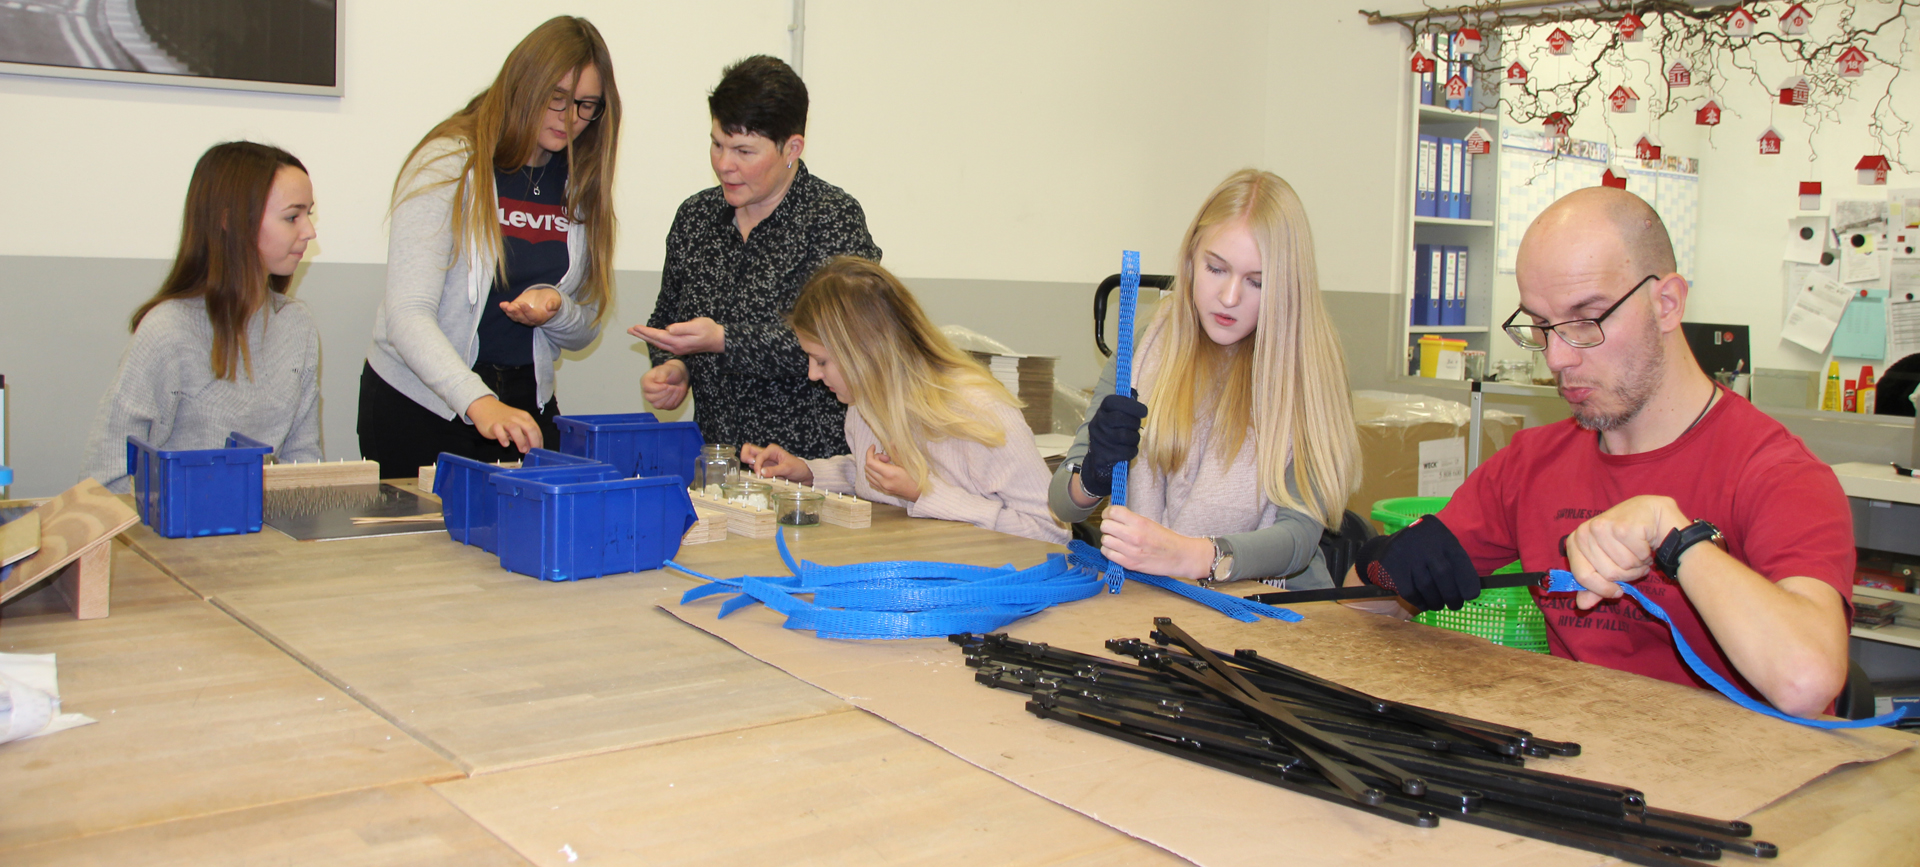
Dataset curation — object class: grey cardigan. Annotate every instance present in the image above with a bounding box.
[365,138,601,422]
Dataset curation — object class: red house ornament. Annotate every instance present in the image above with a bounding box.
[1618,14,1646,43]
[1758,127,1783,155]
[1464,127,1492,155]
[1544,112,1573,136]
[1779,75,1810,106]
[1411,49,1436,75]
[1800,181,1822,211]
[1506,61,1528,84]
[1725,6,1759,38]
[1601,168,1628,189]
[1695,99,1722,126]
[1635,134,1663,161]
[1666,61,1692,88]
[1444,73,1469,102]
[1780,3,1814,35]
[1609,85,1640,113]
[1858,155,1892,185]
[1837,46,1869,78]
[1547,28,1574,56]
[1455,28,1483,55]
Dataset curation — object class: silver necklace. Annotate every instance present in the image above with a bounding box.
[525,160,550,197]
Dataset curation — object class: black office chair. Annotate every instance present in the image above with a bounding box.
[1320,509,1377,587]
[1094,272,1176,357]
[1835,660,1878,720]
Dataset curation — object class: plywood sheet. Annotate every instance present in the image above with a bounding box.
[1,510,38,567]
[0,479,136,607]
[5,784,528,867]
[659,547,1913,867]
[0,544,461,852]
[435,709,1187,867]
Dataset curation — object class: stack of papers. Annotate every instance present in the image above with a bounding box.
[969,352,1056,434]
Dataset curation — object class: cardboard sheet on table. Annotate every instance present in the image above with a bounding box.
[663,586,1907,867]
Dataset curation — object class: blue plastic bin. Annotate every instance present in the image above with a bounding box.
[522,447,599,468]
[127,433,273,538]
[435,455,617,553]
[554,413,705,487]
[490,470,696,582]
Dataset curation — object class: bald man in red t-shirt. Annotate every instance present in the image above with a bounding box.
[1357,187,1853,718]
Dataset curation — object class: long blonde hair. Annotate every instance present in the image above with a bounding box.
[393,16,620,321]
[1139,169,1360,526]
[790,257,1021,495]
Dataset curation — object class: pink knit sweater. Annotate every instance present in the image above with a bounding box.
[804,390,1067,544]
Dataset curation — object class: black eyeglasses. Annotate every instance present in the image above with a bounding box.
[1502,274,1657,351]
[548,93,604,122]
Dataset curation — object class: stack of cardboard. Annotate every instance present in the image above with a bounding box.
[969,352,1055,435]
[1347,391,1521,528]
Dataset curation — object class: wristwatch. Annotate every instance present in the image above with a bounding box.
[1654,519,1725,578]
[1202,536,1235,585]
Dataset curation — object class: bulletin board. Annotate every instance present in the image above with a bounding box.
[1497,128,1699,279]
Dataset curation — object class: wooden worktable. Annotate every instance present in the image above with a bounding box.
[2,492,1917,865]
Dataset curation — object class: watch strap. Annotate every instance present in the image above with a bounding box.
[1655,519,1722,577]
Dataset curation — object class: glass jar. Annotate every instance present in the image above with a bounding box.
[1529,351,1555,386]
[697,444,738,490]
[775,490,825,526]
[720,479,773,511]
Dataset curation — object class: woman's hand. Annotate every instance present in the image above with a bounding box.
[742,443,812,484]
[500,285,562,326]
[1099,506,1213,580]
[629,318,725,356]
[641,359,690,410]
[864,446,920,502]
[466,395,542,452]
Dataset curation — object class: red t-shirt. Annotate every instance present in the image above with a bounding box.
[1438,388,1853,695]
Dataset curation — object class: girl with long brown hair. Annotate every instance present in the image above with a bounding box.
[83,141,321,492]
[358,16,622,479]
[1051,170,1361,587]
[740,258,1065,543]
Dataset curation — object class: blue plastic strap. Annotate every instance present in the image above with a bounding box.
[1105,251,1142,593]
[1066,541,1303,624]
[1540,570,1906,729]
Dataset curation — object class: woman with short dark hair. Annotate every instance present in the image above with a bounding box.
[631,55,880,459]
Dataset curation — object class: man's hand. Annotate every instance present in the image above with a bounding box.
[864,446,920,502]
[641,359,690,410]
[1564,495,1688,610]
[499,285,562,326]
[466,395,541,452]
[629,318,725,356]
[1098,506,1213,580]
[1353,514,1480,610]
[742,443,811,484]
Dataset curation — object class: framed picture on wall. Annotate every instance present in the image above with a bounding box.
[0,0,341,97]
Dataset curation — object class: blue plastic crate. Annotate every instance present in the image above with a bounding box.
[435,455,616,553]
[554,413,705,487]
[127,433,273,538]
[522,447,599,468]
[490,470,696,582]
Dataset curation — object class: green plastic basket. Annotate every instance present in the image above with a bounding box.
[1372,497,1550,654]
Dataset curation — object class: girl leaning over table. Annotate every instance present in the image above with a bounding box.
[82,141,321,493]
[357,16,621,480]
[740,257,1068,544]
[1051,169,1360,588]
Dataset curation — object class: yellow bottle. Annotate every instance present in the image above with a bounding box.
[1821,361,1842,411]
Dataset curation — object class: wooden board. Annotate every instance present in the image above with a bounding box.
[2,784,528,867]
[0,479,137,619]
[687,488,778,539]
[0,544,461,852]
[759,477,873,529]
[262,459,380,490]
[660,543,1916,867]
[435,709,1187,867]
[679,507,727,545]
[1,509,38,567]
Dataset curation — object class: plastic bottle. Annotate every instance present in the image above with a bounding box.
[1859,365,1877,414]
[1844,379,1857,413]
[1821,360,1842,411]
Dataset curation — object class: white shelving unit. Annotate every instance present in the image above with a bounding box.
[1401,94,1502,376]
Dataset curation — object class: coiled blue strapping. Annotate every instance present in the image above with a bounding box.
[1067,541,1304,624]
[1105,251,1141,593]
[1538,570,1906,729]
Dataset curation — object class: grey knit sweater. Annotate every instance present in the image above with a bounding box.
[82,294,322,493]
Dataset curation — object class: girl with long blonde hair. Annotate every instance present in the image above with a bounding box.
[742,257,1066,543]
[1051,169,1360,586]
[358,16,621,479]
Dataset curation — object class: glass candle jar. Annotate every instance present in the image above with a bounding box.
[697,444,738,490]
[720,479,773,511]
[775,490,825,526]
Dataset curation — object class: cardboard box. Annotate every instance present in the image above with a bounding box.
[1347,391,1520,530]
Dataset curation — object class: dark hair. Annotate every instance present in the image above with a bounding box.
[708,54,808,144]
[133,141,307,381]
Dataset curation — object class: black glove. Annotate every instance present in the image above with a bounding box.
[1078,393,1147,498]
[1354,514,1480,610]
